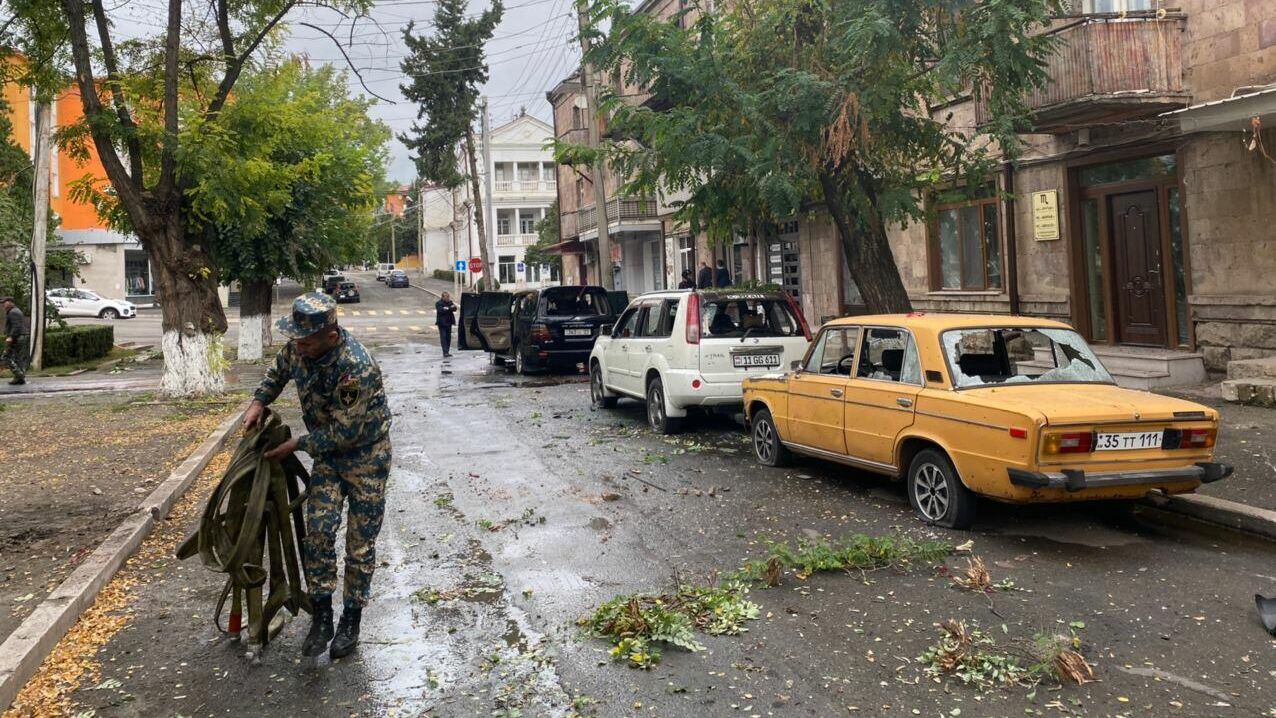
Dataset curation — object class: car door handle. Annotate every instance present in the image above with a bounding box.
[644,345,652,352]
[829,389,843,398]
[896,397,913,408]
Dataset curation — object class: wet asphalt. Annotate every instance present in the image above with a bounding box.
[68,338,1276,718]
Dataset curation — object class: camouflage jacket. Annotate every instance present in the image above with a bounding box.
[254,328,391,458]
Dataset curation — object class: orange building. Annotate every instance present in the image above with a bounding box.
[4,80,158,304]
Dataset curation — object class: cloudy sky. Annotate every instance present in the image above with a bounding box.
[282,0,584,182]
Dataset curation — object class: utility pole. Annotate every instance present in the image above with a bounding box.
[575,0,614,289]
[29,101,51,371]
[418,184,426,277]
[481,98,498,287]
[390,217,396,265]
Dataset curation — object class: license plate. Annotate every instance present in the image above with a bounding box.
[1095,431,1163,451]
[564,327,592,337]
[733,353,780,368]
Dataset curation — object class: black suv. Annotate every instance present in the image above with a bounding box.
[458,286,626,374]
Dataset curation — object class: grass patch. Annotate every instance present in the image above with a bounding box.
[919,620,1094,692]
[17,346,141,377]
[736,533,952,585]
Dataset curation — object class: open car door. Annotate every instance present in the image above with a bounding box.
[458,292,482,350]
[474,291,514,352]
[606,291,629,318]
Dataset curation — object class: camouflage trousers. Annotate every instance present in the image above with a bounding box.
[303,438,392,609]
[4,338,28,381]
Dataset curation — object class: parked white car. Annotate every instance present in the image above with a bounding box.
[589,288,812,433]
[375,263,396,282]
[46,288,137,319]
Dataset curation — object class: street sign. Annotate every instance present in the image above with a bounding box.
[454,259,467,272]
[516,261,525,273]
[469,257,484,273]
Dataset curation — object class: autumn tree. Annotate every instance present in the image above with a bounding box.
[7,0,371,395]
[569,0,1061,312]
[399,0,503,289]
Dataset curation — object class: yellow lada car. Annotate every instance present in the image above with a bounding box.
[741,314,1232,529]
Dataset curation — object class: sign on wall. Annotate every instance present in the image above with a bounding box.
[1032,190,1060,241]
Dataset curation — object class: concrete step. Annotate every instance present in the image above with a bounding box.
[1221,377,1276,407]
[1026,344,1205,389]
[1227,356,1276,381]
[1016,358,1171,390]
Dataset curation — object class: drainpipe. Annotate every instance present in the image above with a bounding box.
[1003,162,1021,316]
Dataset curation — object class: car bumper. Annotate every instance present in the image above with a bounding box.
[664,372,743,407]
[1007,462,1233,493]
[527,347,591,366]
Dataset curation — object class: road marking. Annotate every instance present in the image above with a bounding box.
[351,311,361,316]
[365,310,377,316]
[336,309,345,316]
[416,310,427,315]
[399,310,409,315]
[364,325,377,331]
[388,326,401,331]
[409,325,421,331]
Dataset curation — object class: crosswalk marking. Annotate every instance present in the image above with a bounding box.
[365,310,377,316]
[409,325,421,331]
[399,310,410,315]
[388,326,400,331]
[416,310,428,315]
[351,310,361,316]
[336,308,345,316]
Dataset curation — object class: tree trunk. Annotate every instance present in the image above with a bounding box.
[464,127,496,291]
[145,219,230,396]
[818,170,913,314]
[237,278,273,362]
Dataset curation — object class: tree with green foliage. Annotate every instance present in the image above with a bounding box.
[181,61,389,360]
[525,199,563,275]
[567,0,1061,313]
[399,0,503,289]
[6,0,372,395]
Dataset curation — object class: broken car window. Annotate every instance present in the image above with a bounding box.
[701,297,801,338]
[942,327,1114,388]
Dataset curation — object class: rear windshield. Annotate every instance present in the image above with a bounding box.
[542,287,610,317]
[339,283,355,290]
[942,327,1115,388]
[701,296,801,338]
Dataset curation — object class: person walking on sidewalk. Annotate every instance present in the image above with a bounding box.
[435,291,457,357]
[2,297,29,386]
[243,292,392,660]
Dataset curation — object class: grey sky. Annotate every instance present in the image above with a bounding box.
[282,0,583,182]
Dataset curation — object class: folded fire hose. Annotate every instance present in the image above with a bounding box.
[176,409,312,646]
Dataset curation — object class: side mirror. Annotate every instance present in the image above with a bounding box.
[790,360,803,372]
[600,324,613,336]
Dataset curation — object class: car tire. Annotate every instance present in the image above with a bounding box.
[591,363,617,409]
[514,346,529,375]
[751,408,791,467]
[646,376,682,435]
[907,449,976,530]
[100,308,119,320]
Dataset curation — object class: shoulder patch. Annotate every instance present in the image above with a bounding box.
[337,372,361,408]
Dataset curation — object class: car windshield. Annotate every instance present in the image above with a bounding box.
[701,295,801,338]
[542,287,609,317]
[942,327,1115,388]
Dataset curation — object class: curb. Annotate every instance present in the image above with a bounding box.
[1144,492,1276,541]
[409,281,443,299]
[0,405,245,713]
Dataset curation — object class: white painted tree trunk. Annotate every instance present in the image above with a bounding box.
[238,314,265,362]
[160,330,226,397]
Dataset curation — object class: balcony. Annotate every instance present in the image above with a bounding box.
[576,197,658,233]
[974,15,1189,133]
[495,233,540,246]
[493,180,556,194]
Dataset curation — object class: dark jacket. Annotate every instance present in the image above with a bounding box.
[714,267,731,288]
[435,299,457,327]
[5,306,27,338]
[696,266,713,289]
[677,278,695,289]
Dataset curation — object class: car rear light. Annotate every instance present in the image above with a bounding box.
[530,323,551,343]
[685,293,701,344]
[781,291,812,341]
[1008,427,1028,440]
[1043,431,1093,454]
[691,378,701,389]
[1181,427,1216,449]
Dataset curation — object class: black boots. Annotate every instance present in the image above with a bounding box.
[302,595,334,657]
[328,604,362,659]
[7,377,23,385]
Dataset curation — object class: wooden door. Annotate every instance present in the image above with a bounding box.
[1110,190,1167,346]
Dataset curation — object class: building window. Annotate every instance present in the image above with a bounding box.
[518,164,537,182]
[496,212,512,236]
[519,210,538,235]
[676,235,695,278]
[499,255,517,284]
[575,178,586,207]
[494,163,511,182]
[571,106,585,129]
[765,222,801,300]
[542,163,555,182]
[930,193,1001,291]
[125,249,153,296]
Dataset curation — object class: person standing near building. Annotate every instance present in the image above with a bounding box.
[696,261,713,289]
[714,259,731,288]
[677,270,695,289]
[435,291,457,357]
[2,297,28,386]
[244,292,392,660]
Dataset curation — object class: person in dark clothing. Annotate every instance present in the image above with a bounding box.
[696,262,713,289]
[677,270,695,289]
[435,291,457,357]
[714,259,731,288]
[2,297,28,385]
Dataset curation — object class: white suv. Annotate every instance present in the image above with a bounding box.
[589,288,812,433]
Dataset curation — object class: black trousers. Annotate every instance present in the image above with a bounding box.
[439,325,452,355]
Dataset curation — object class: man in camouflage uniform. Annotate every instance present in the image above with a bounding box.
[245,292,391,659]
[2,297,29,386]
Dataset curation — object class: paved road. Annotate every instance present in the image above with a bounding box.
[64,271,440,347]
[63,336,1276,717]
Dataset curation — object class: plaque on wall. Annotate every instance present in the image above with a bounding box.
[1032,190,1060,241]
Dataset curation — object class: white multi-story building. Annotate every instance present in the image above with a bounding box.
[426,113,561,289]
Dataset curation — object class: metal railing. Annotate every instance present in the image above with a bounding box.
[576,197,658,232]
[493,180,556,194]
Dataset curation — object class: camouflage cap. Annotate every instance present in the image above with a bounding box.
[276,292,337,338]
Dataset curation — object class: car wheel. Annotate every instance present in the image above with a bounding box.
[751,408,790,467]
[514,346,527,375]
[646,376,682,435]
[591,363,617,409]
[100,307,119,320]
[907,449,976,529]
